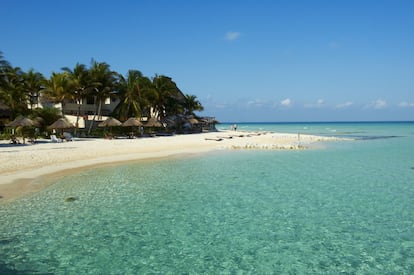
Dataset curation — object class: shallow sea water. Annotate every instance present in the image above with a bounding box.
[1,122,414,274]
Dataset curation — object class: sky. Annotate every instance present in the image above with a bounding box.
[2,0,414,122]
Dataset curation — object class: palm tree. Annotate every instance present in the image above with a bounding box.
[88,60,117,134]
[62,63,91,132]
[183,94,204,116]
[152,75,186,119]
[113,70,156,121]
[137,75,157,118]
[22,69,45,110]
[0,66,28,118]
[0,51,12,117]
[31,106,62,133]
[42,72,73,115]
[0,51,11,71]
[114,70,143,121]
[0,52,27,119]
[0,52,208,134]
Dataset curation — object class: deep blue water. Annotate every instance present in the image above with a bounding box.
[1,122,413,274]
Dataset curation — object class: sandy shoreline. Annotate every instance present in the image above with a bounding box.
[0,130,347,202]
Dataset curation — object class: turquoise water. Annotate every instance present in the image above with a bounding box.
[1,122,414,274]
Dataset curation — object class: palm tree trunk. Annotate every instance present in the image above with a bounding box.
[75,101,82,135]
[86,98,104,135]
[97,99,103,119]
[61,101,66,117]
[87,97,99,135]
[125,101,131,120]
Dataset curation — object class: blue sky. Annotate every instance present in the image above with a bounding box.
[2,0,414,122]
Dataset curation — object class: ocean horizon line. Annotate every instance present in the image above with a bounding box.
[220,120,414,124]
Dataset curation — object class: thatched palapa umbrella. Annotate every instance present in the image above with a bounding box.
[143,117,163,136]
[98,117,122,137]
[144,117,163,128]
[98,117,122,127]
[6,116,35,128]
[122,117,143,137]
[48,118,75,135]
[122,117,143,127]
[6,116,35,143]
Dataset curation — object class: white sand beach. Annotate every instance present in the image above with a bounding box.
[0,130,347,201]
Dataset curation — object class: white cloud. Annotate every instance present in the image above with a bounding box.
[369,99,387,109]
[399,101,414,108]
[305,98,325,108]
[225,31,241,41]
[336,101,353,109]
[247,99,268,108]
[280,98,292,107]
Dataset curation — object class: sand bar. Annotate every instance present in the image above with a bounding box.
[0,131,348,201]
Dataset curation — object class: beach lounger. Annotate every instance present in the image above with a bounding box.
[63,132,73,141]
[50,134,62,143]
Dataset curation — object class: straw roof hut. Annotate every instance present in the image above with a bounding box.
[98,117,122,137]
[98,117,122,127]
[144,117,163,128]
[48,118,75,130]
[122,117,143,127]
[6,117,36,144]
[6,116,35,127]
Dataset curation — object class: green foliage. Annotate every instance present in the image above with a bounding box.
[151,75,188,118]
[0,51,11,69]
[113,70,156,120]
[184,94,204,115]
[1,51,206,132]
[0,66,30,118]
[0,131,12,141]
[23,68,45,110]
[42,72,72,111]
[31,107,61,128]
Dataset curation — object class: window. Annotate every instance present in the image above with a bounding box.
[86,97,95,105]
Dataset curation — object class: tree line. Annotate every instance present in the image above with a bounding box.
[0,51,204,132]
